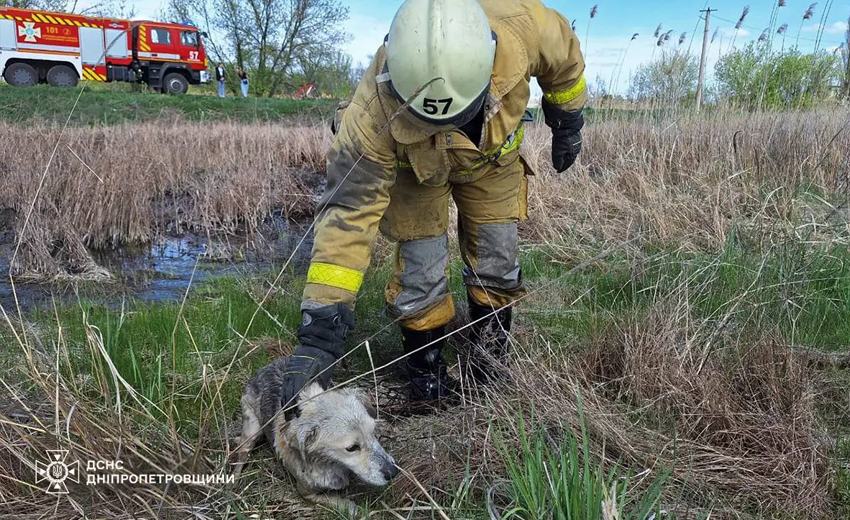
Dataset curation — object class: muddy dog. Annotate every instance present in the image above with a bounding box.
[232,356,398,512]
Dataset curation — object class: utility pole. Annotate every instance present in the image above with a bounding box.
[696,7,717,111]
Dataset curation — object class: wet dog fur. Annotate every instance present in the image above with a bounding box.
[232,356,398,512]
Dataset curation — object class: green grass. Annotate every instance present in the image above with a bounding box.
[836,438,850,518]
[4,240,849,515]
[26,259,398,433]
[24,247,638,430]
[498,414,667,520]
[0,83,336,126]
[522,241,850,351]
[18,241,850,434]
[39,276,302,430]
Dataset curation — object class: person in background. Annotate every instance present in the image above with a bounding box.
[238,68,249,98]
[215,63,226,98]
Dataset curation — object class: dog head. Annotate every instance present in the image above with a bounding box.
[286,383,399,486]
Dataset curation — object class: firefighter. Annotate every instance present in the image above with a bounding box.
[278,0,586,406]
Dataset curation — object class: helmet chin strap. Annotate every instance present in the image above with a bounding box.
[451,85,490,127]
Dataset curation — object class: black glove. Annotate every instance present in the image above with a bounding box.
[542,101,584,173]
[280,303,355,418]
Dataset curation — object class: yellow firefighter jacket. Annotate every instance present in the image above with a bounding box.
[303,0,587,306]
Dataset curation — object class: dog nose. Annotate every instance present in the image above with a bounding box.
[382,460,399,481]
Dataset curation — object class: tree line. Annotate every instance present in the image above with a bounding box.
[627,17,850,110]
[165,0,352,97]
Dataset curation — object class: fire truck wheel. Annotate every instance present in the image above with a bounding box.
[4,62,38,87]
[162,73,189,95]
[46,64,79,87]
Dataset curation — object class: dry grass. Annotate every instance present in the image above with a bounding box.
[0,315,314,519]
[0,109,848,518]
[0,120,328,280]
[388,303,832,519]
[2,110,848,280]
[0,296,833,518]
[524,110,850,257]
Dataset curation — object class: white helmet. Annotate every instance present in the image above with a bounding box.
[385,0,496,126]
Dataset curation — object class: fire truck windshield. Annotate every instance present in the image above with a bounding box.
[181,31,198,47]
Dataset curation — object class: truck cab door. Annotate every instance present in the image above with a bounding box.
[144,25,179,60]
[104,28,129,59]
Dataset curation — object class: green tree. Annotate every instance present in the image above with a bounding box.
[629,50,698,105]
[166,0,349,97]
[715,42,840,110]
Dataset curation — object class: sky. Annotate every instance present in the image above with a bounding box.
[80,0,850,96]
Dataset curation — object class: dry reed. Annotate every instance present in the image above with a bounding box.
[523,109,850,259]
[0,119,328,279]
[0,109,848,517]
[3,110,848,281]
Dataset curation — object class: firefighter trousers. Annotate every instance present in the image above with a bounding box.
[379,154,529,331]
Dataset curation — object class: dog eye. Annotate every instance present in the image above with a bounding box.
[345,444,360,452]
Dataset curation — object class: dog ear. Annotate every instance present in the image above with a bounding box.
[288,383,323,421]
[294,423,319,453]
[356,390,378,419]
[365,401,378,419]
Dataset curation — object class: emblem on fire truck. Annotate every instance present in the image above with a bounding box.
[18,21,41,42]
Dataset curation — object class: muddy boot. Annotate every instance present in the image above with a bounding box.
[464,298,512,384]
[402,326,457,403]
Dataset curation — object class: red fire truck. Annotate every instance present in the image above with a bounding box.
[0,7,209,94]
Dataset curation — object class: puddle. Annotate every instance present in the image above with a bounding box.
[0,220,314,312]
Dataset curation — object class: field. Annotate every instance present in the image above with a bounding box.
[0,83,335,126]
[0,85,849,519]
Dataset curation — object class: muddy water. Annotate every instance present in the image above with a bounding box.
[0,220,314,312]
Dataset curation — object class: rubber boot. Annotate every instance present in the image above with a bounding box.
[464,297,513,384]
[402,326,455,402]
